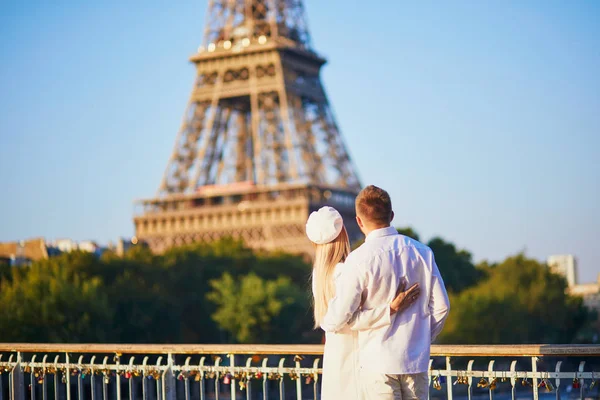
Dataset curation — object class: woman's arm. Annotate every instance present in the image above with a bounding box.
[344,281,421,331]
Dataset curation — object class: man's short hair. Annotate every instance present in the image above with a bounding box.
[355,185,393,226]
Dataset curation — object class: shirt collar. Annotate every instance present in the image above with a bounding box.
[365,226,398,242]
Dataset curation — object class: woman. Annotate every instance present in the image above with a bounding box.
[306,206,420,399]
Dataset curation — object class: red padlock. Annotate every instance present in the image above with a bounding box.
[223,374,231,385]
[255,372,263,379]
[124,372,132,379]
[573,379,580,389]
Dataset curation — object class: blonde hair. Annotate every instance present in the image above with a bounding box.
[312,226,350,328]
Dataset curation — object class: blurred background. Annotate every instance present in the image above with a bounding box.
[0,0,598,344]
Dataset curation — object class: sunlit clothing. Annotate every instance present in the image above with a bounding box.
[321,227,450,374]
[313,263,391,400]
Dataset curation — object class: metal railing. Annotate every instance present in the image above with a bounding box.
[0,344,599,400]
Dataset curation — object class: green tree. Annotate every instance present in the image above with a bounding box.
[0,260,112,342]
[396,227,420,241]
[427,237,481,293]
[438,254,592,344]
[207,273,304,343]
[0,239,315,344]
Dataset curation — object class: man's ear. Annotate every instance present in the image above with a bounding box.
[356,215,363,228]
[390,211,395,223]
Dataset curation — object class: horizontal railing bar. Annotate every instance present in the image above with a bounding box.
[0,344,323,355]
[1,361,596,380]
[0,344,599,357]
[429,370,599,380]
[0,362,323,375]
[430,344,600,357]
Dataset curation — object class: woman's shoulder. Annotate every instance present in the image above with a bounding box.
[332,262,345,279]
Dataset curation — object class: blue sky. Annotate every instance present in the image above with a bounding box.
[1,0,598,283]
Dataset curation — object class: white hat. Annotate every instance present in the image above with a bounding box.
[306,206,344,244]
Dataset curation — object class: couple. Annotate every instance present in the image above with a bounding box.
[306,185,450,400]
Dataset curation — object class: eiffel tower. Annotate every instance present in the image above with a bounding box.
[134,0,362,254]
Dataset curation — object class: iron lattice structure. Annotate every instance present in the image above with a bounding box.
[134,0,362,254]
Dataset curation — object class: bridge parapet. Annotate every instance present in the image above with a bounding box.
[0,344,599,399]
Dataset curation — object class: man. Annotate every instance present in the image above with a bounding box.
[321,185,450,399]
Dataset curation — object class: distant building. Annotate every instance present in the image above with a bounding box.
[0,238,49,266]
[115,237,139,257]
[78,240,100,253]
[2,237,140,262]
[48,239,101,255]
[53,239,78,253]
[547,254,578,287]
[568,282,600,314]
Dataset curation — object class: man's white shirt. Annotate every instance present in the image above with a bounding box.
[321,226,450,374]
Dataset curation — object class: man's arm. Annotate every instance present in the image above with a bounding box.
[320,262,366,332]
[429,256,450,341]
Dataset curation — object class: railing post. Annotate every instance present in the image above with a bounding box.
[7,355,13,399]
[294,356,302,400]
[183,357,191,400]
[531,357,539,400]
[141,356,149,400]
[509,360,518,400]
[445,356,453,400]
[155,356,163,400]
[229,354,236,400]
[466,359,475,400]
[162,353,176,400]
[215,356,222,400]
[115,354,121,400]
[101,356,109,400]
[245,357,253,400]
[77,355,85,400]
[30,355,37,400]
[262,358,269,400]
[90,356,97,400]
[10,352,25,400]
[65,352,72,400]
[41,355,48,400]
[577,361,585,400]
[487,360,495,400]
[312,359,320,400]
[199,357,206,400]
[278,358,286,400]
[128,356,136,400]
[554,361,562,400]
[0,355,4,400]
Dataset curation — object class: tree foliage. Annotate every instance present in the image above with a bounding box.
[0,260,112,342]
[207,273,303,343]
[0,239,315,344]
[0,236,595,345]
[438,254,592,344]
[427,237,481,293]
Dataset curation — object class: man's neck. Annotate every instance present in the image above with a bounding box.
[363,224,391,237]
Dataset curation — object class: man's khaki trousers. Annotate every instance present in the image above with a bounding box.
[361,371,429,400]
